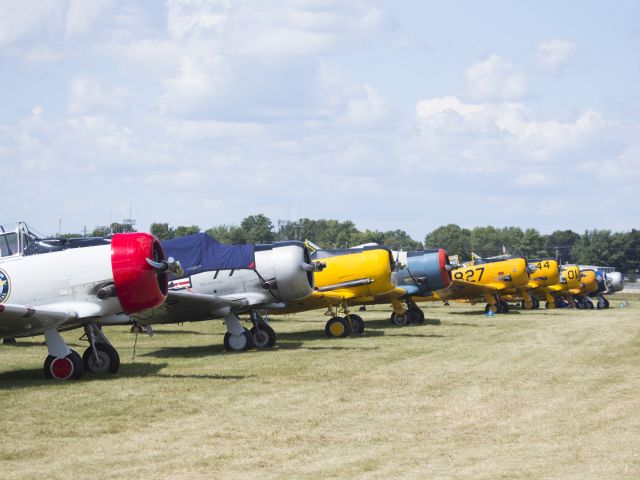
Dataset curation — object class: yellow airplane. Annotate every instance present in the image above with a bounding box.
[414,256,532,313]
[277,242,401,337]
[501,259,561,309]
[565,268,599,309]
[529,264,582,308]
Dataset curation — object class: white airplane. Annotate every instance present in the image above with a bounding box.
[0,222,178,380]
[120,233,324,352]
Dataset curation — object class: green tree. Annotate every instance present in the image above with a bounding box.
[545,230,580,263]
[150,222,173,240]
[240,214,275,243]
[424,224,472,260]
[517,228,546,258]
[173,225,201,237]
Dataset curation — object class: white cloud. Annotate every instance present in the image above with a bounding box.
[68,78,130,115]
[465,54,528,101]
[0,0,59,49]
[515,172,551,187]
[537,39,576,73]
[412,95,617,178]
[65,0,114,38]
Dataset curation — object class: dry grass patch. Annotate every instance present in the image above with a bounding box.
[1,299,639,479]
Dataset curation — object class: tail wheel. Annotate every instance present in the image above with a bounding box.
[82,343,120,374]
[390,312,410,326]
[44,350,84,380]
[325,317,351,338]
[250,324,277,348]
[409,308,425,324]
[346,314,365,334]
[224,328,254,352]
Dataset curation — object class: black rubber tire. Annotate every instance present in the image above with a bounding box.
[485,304,498,314]
[390,312,410,326]
[409,308,425,324]
[2,338,16,344]
[532,298,540,309]
[250,324,277,348]
[499,301,510,313]
[44,350,84,380]
[82,343,120,374]
[223,328,254,351]
[346,314,365,334]
[325,317,351,338]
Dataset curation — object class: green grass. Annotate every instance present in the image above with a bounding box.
[1,298,639,479]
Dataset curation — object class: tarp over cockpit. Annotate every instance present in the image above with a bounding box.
[161,233,255,276]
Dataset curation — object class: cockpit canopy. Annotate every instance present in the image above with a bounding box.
[0,221,109,259]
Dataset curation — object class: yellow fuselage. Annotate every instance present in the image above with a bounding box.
[279,247,396,314]
[415,257,530,303]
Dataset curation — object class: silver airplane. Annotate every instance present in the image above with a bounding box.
[122,234,324,351]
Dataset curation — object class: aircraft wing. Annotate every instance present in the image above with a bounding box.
[0,303,78,337]
[134,290,274,325]
[277,289,358,313]
[438,279,503,300]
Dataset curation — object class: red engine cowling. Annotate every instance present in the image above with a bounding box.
[110,233,168,313]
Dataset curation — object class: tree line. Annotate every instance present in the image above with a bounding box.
[75,215,638,273]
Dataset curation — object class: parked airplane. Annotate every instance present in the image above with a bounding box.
[578,266,624,308]
[123,233,324,351]
[498,258,561,309]
[276,242,399,337]
[414,256,533,313]
[384,249,452,325]
[0,222,177,380]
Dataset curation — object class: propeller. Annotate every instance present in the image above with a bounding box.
[146,256,184,277]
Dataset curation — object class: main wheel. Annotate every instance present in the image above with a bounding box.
[2,338,16,344]
[250,324,277,348]
[485,304,498,314]
[325,317,351,338]
[346,314,365,334]
[522,300,534,310]
[44,350,84,380]
[82,343,120,374]
[498,301,510,313]
[224,328,254,351]
[390,312,410,326]
[532,298,540,309]
[586,299,594,309]
[545,301,555,309]
[409,308,425,324]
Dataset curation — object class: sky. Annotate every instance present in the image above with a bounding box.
[1,0,639,240]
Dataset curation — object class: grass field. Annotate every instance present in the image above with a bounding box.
[1,298,639,479]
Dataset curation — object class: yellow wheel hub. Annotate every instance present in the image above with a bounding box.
[329,322,344,337]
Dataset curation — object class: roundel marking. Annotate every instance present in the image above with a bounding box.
[0,269,10,303]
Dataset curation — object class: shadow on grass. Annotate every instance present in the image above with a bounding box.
[363,318,442,330]
[448,310,521,316]
[447,322,496,327]
[0,362,169,389]
[150,373,248,380]
[386,333,446,338]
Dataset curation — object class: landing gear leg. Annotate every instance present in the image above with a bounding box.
[406,298,425,324]
[223,312,253,352]
[42,328,83,380]
[390,298,410,326]
[82,322,120,374]
[484,294,499,314]
[249,311,277,348]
